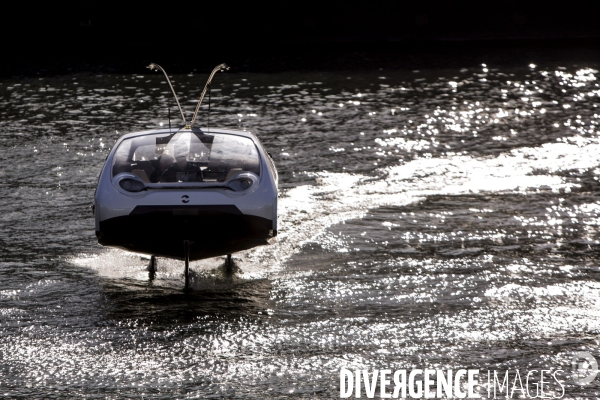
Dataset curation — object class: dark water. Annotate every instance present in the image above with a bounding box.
[1,63,600,398]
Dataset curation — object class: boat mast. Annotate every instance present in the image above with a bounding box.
[190,63,229,127]
[147,63,188,126]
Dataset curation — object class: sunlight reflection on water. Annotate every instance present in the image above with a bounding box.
[1,64,600,397]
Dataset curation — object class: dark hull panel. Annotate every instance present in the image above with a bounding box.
[97,205,273,260]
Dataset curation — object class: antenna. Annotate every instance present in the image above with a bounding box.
[207,83,211,132]
[190,63,229,127]
[147,63,188,126]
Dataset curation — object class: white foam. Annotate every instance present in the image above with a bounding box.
[73,136,600,281]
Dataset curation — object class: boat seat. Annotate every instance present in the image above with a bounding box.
[131,169,150,182]
[131,160,155,183]
[225,168,243,181]
[157,153,175,179]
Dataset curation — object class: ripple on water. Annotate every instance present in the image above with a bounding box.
[1,65,600,397]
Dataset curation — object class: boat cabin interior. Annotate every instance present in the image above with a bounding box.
[112,130,261,184]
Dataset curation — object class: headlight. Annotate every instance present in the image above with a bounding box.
[113,173,147,196]
[119,179,146,192]
[226,172,258,192]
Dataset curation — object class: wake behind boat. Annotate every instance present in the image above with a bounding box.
[92,64,278,290]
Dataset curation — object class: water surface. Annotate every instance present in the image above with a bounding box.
[1,63,600,398]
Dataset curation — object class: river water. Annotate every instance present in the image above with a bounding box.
[1,62,600,398]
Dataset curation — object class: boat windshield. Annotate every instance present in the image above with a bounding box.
[112,131,261,183]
